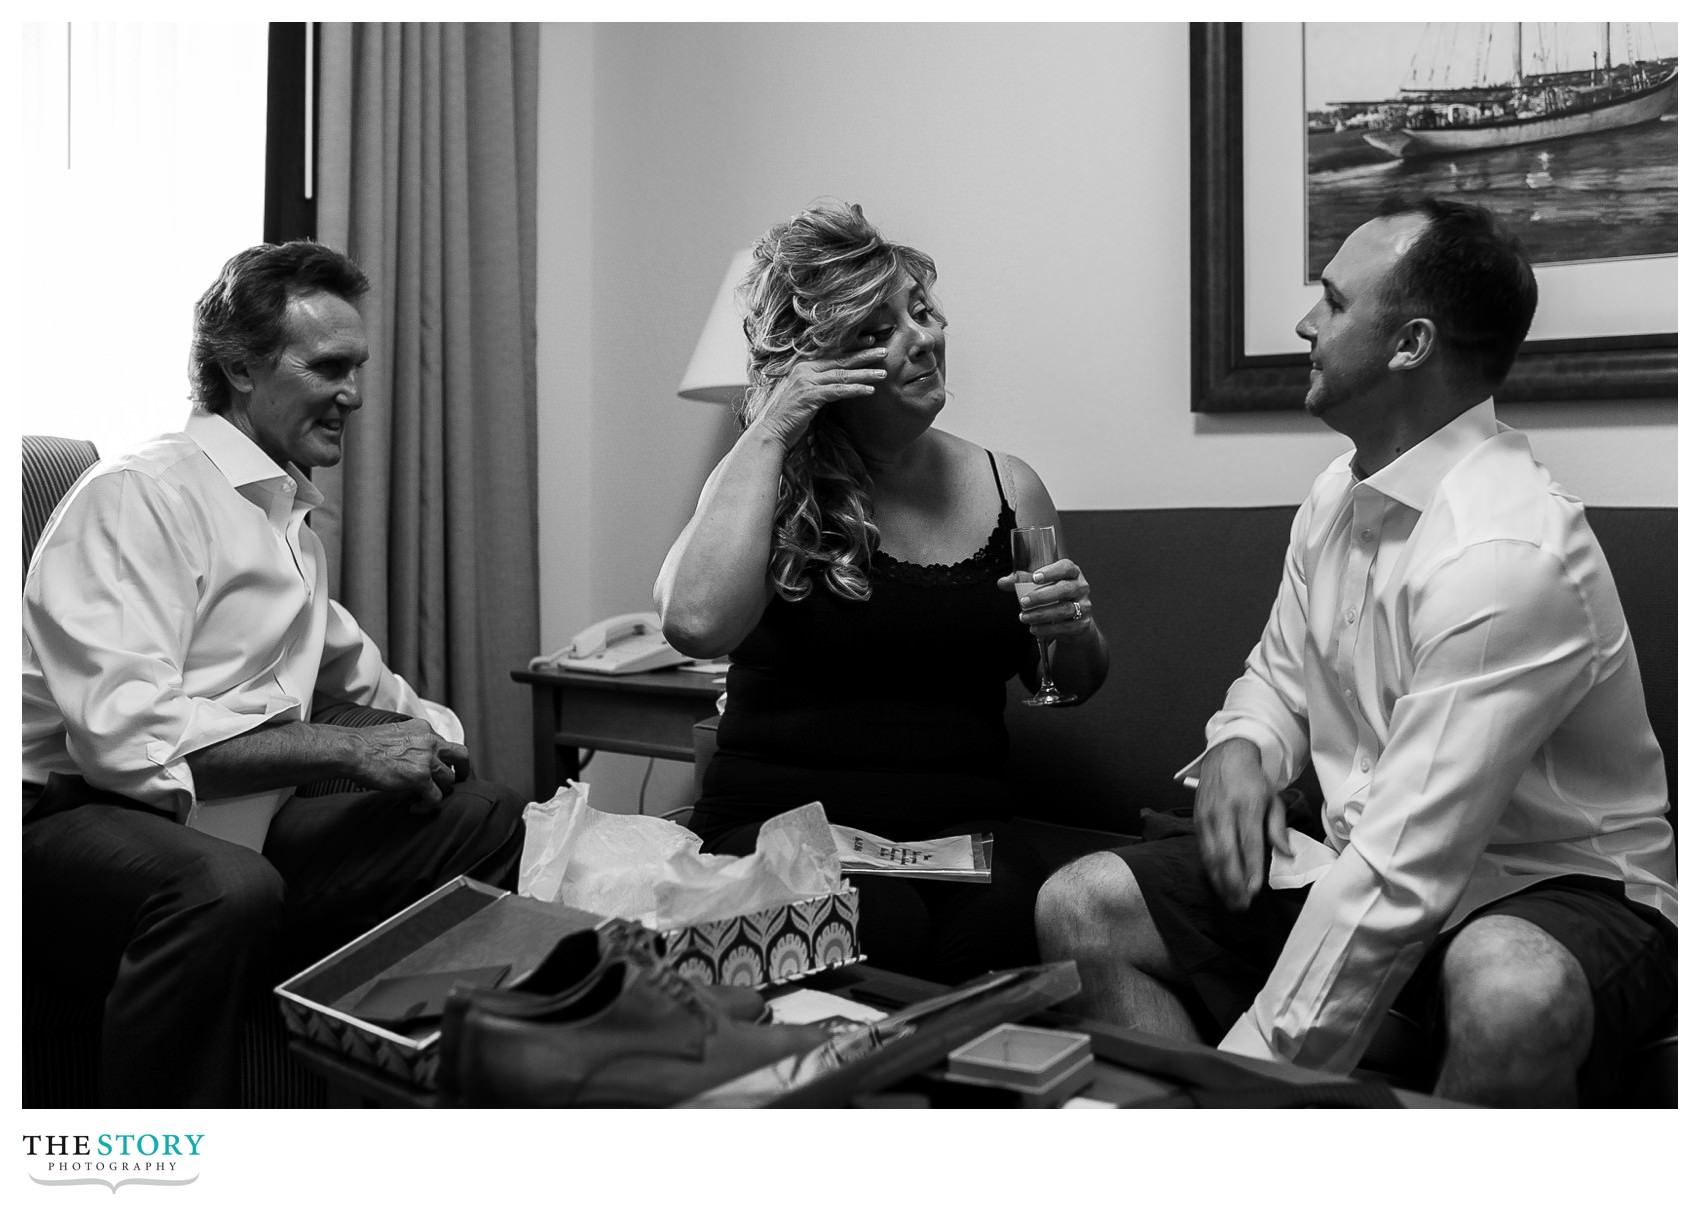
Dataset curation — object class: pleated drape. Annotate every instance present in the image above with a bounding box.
[315,22,540,791]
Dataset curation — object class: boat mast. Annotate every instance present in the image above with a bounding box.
[1604,23,1612,72]
[1512,23,1523,89]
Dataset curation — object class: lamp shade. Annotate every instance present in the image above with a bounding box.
[677,250,754,404]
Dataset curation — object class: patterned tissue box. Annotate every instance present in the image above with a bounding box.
[660,885,861,989]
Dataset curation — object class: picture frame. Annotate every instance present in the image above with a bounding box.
[1189,22,1678,414]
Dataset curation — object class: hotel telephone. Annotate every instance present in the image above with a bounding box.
[530,610,694,676]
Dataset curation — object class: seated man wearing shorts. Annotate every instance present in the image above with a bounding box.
[1035,195,1676,1107]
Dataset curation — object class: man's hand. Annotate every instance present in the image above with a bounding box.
[347,719,470,805]
[1195,738,1292,911]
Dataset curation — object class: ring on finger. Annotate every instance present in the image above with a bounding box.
[1071,601,1084,622]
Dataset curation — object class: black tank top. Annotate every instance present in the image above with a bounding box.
[713,449,1030,780]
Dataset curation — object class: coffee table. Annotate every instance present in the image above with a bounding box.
[286,962,1453,1108]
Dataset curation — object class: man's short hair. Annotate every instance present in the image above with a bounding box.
[1374,194,1539,390]
[189,241,370,413]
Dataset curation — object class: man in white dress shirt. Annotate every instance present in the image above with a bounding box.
[1035,195,1676,1106]
[23,241,525,1106]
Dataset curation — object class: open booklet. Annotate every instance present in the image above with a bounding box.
[829,823,993,884]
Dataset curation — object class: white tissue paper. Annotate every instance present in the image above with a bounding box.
[517,784,842,931]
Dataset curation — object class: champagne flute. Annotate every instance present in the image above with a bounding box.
[1010,525,1077,707]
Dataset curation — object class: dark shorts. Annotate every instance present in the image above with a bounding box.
[1114,836,1676,1102]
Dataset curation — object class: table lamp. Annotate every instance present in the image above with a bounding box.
[677,250,754,405]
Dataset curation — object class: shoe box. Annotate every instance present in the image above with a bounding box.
[275,876,863,1091]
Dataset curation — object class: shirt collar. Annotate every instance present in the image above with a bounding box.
[185,410,324,508]
[1359,398,1499,512]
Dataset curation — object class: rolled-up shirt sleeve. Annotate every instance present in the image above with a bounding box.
[23,472,294,819]
[1220,539,1599,1071]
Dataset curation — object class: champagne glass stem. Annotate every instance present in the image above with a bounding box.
[1036,637,1058,694]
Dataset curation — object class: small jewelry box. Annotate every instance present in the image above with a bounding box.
[942,1023,1095,1106]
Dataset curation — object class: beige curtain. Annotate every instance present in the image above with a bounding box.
[315,22,540,791]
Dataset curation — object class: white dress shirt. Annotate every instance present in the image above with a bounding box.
[23,411,461,851]
[1182,400,1675,1072]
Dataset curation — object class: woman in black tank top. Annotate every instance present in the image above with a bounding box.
[655,201,1110,982]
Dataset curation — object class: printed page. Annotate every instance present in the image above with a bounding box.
[829,824,992,882]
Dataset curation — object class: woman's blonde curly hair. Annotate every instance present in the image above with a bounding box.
[735,200,941,602]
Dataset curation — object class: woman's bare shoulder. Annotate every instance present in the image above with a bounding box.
[998,451,1058,528]
[925,431,1056,523]
[930,427,1000,468]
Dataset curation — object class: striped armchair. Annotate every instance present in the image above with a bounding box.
[21,434,99,584]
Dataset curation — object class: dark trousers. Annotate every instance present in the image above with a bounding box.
[23,776,525,1107]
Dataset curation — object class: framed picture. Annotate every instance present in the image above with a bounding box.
[1190,22,1678,414]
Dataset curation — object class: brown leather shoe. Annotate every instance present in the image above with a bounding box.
[439,947,825,1107]
[599,920,769,1022]
[468,921,767,1024]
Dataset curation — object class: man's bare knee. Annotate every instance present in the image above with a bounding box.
[1035,851,1177,977]
[1442,915,1593,1070]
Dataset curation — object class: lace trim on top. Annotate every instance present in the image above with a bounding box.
[869,502,1016,587]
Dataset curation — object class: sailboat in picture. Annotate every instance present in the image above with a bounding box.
[1360,22,1677,160]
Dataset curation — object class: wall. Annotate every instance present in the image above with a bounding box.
[535,22,1678,813]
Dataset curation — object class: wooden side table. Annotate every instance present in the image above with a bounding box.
[510,666,723,802]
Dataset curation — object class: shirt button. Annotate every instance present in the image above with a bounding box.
[1360,758,1371,773]
[1345,608,1357,623]
[1360,529,1372,542]
[283,481,295,493]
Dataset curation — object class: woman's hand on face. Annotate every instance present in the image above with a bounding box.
[999,559,1096,643]
[754,348,888,449]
